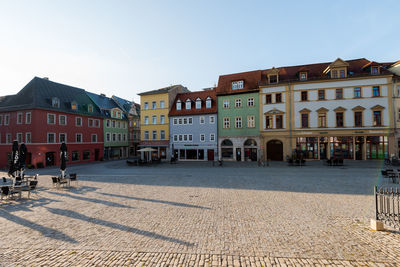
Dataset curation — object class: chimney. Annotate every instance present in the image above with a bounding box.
[43,77,49,80]
[100,93,106,97]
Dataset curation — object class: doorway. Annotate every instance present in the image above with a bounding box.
[236,148,241,161]
[46,152,55,167]
[95,149,100,161]
[207,149,214,161]
[267,140,283,161]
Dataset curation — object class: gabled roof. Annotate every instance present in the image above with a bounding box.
[216,70,262,96]
[112,95,132,113]
[169,88,217,116]
[86,92,128,119]
[0,77,102,117]
[138,84,189,96]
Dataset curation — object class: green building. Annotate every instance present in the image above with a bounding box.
[216,71,261,161]
[87,92,129,159]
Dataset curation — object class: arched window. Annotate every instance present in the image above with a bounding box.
[185,99,191,110]
[244,139,257,146]
[221,139,233,146]
[196,98,201,109]
[176,100,181,110]
[206,97,212,108]
[221,139,233,159]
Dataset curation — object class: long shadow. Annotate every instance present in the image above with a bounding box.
[46,191,135,209]
[0,209,77,244]
[98,192,210,210]
[0,197,61,212]
[46,207,194,247]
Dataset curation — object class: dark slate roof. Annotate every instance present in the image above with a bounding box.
[86,92,128,120]
[0,77,102,117]
[112,95,132,113]
[138,84,189,96]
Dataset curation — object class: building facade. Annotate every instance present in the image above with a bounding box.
[138,85,189,160]
[216,71,261,161]
[169,89,217,161]
[0,77,104,168]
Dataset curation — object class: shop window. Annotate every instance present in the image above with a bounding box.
[221,139,233,159]
[72,151,80,161]
[83,150,90,160]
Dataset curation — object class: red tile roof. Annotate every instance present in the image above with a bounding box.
[216,70,262,96]
[169,88,217,116]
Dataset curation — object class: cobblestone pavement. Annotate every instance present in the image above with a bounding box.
[1,160,399,266]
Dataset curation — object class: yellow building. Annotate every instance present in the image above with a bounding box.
[138,85,189,160]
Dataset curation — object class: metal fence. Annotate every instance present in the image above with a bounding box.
[375,186,400,230]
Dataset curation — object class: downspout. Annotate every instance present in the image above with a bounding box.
[288,82,292,155]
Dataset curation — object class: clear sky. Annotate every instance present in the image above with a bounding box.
[0,0,399,103]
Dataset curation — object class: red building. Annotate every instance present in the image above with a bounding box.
[0,77,104,169]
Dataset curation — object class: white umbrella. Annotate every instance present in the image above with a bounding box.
[137,147,157,152]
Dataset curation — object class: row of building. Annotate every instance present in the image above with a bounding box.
[1,57,400,168]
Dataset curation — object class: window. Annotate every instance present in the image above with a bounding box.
[88,104,93,113]
[6,133,11,144]
[47,133,56,143]
[88,119,94,127]
[25,132,32,143]
[0,115,2,125]
[210,134,215,142]
[206,97,212,108]
[235,99,242,108]
[340,69,345,78]
[188,134,193,141]
[160,130,165,140]
[76,133,83,143]
[71,102,78,110]
[247,116,255,128]
[123,134,127,141]
[144,116,149,125]
[318,113,326,128]
[83,150,90,160]
[160,100,165,108]
[373,86,380,97]
[112,121,116,128]
[373,111,382,126]
[95,119,100,128]
[247,97,254,106]
[178,118,182,125]
[188,117,193,124]
[91,134,97,143]
[106,119,110,127]
[336,112,344,127]
[144,131,149,140]
[354,112,363,127]
[299,72,307,81]
[372,66,379,75]
[232,80,244,90]
[72,151,80,161]
[118,133,121,141]
[4,114,9,125]
[265,94,272,104]
[318,90,325,100]
[59,133,67,143]
[173,135,178,142]
[235,117,242,128]
[76,117,82,126]
[17,133,23,143]
[269,75,278,84]
[200,116,205,124]
[275,93,282,103]
[17,112,23,124]
[47,114,56,124]
[176,100,181,110]
[223,117,230,128]
[209,116,215,124]
[336,89,343,99]
[59,115,67,125]
[52,97,60,108]
[160,115,165,124]
[301,91,308,101]
[196,98,201,109]
[112,133,116,142]
[144,102,148,110]
[152,115,157,124]
[276,115,283,129]
[223,100,229,108]
[354,88,361,98]
[24,112,31,124]
[150,101,156,109]
[185,99,191,110]
[173,118,178,125]
[183,118,187,125]
[184,134,188,141]
[301,113,309,128]
[117,121,121,128]
[179,135,183,141]
[152,131,157,140]
[200,134,205,142]
[331,70,338,78]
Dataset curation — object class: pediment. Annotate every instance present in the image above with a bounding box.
[266,67,280,75]
[371,104,385,111]
[334,106,347,112]
[299,108,311,113]
[316,107,329,113]
[264,108,285,115]
[323,58,349,74]
[352,105,366,111]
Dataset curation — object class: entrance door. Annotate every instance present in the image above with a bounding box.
[46,152,55,167]
[236,148,241,161]
[320,143,327,159]
[95,149,100,161]
[207,149,214,161]
[267,140,283,161]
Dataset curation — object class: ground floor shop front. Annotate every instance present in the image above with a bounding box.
[139,140,169,161]
[218,136,260,162]
[104,146,129,160]
[171,144,217,161]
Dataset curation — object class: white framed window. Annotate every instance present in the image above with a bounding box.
[210,134,215,142]
[106,133,110,142]
[176,100,181,110]
[112,121,116,128]
[152,101,156,109]
[16,133,23,143]
[206,97,212,108]
[91,134,97,143]
[247,98,254,107]
[196,98,201,109]
[25,132,32,143]
[184,134,188,141]
[144,116,149,125]
[223,100,229,108]
[152,115,157,124]
[188,134,193,141]
[200,134,205,142]
[106,119,110,127]
[6,133,12,144]
[144,131,149,140]
[118,133,122,141]
[0,115,3,125]
[209,116,215,124]
[235,99,242,108]
[88,118,94,127]
[232,80,244,90]
[117,121,121,128]
[47,113,56,124]
[76,133,83,143]
[183,118,187,125]
[144,102,149,110]
[17,112,23,124]
[4,114,10,125]
[152,131,157,140]
[188,117,193,124]
[58,115,66,125]
[160,115,165,124]
[247,116,255,128]
[173,118,178,125]
[179,134,183,141]
[223,117,230,128]
[235,117,242,128]
[59,133,67,143]
[173,135,178,142]
[75,117,82,126]
[200,116,205,124]
[160,100,165,108]
[185,99,191,110]
[178,118,183,125]
[95,119,100,128]
[47,133,56,143]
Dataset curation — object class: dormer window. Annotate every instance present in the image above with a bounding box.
[299,72,307,81]
[185,99,191,110]
[371,66,379,75]
[195,98,201,109]
[52,97,60,108]
[206,97,212,108]
[71,101,78,110]
[268,75,278,84]
[340,69,345,78]
[232,80,244,90]
[176,100,181,110]
[88,104,93,113]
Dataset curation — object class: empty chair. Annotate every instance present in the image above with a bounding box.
[21,180,38,198]
[1,186,9,200]
[69,173,78,186]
